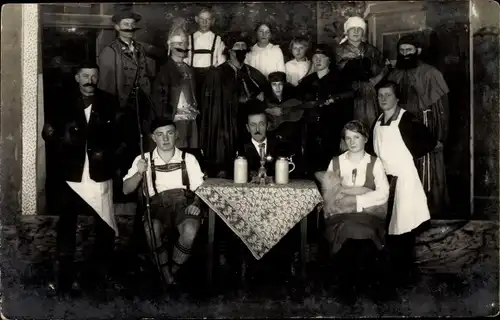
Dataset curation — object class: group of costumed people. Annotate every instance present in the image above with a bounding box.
[42,6,451,301]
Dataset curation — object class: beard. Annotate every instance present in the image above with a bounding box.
[395,53,420,70]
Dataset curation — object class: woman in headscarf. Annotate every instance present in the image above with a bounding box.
[336,16,391,129]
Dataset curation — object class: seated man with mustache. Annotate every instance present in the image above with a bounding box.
[236,100,293,180]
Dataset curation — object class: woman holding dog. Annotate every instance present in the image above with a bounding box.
[317,119,389,302]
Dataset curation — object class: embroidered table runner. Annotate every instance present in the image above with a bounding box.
[196,179,323,260]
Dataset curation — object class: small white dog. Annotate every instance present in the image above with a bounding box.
[315,170,387,218]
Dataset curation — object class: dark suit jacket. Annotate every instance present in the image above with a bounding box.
[42,88,123,182]
[236,137,291,178]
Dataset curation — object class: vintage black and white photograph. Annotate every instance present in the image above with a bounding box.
[0,1,498,318]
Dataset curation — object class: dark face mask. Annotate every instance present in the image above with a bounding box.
[233,50,248,63]
[395,52,419,70]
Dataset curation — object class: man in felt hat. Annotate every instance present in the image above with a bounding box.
[199,31,270,178]
[42,61,123,297]
[184,7,226,107]
[122,117,205,287]
[387,34,450,216]
[98,9,155,203]
[151,24,199,150]
[296,44,354,176]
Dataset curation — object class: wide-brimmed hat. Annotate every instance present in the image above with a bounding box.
[112,9,142,24]
[224,31,252,51]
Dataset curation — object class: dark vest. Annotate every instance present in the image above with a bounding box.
[330,154,377,190]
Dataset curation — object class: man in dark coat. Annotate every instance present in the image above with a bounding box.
[151,26,199,150]
[200,31,271,178]
[42,61,124,296]
[97,9,155,203]
[387,34,450,215]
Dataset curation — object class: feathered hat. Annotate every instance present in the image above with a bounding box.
[167,17,188,55]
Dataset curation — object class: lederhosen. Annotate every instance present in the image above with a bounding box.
[147,150,199,237]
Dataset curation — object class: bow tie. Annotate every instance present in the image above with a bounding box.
[81,95,95,109]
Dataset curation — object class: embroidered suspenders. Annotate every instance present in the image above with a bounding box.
[190,33,218,67]
[149,150,193,199]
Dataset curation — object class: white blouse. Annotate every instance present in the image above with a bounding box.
[285,59,311,86]
[245,43,286,78]
[327,151,389,213]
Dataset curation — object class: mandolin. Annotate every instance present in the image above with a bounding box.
[266,91,355,131]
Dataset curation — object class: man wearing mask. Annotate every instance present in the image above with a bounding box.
[98,9,155,203]
[387,35,450,216]
[200,31,270,178]
[42,61,123,297]
[151,25,199,150]
[184,8,226,106]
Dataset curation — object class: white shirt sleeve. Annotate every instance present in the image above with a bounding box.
[185,153,205,191]
[326,160,334,172]
[215,36,226,66]
[355,158,390,212]
[285,61,294,85]
[123,155,143,181]
[274,46,286,73]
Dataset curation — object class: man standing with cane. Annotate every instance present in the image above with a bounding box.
[98,8,155,203]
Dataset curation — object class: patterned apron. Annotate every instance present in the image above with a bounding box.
[373,109,430,235]
[66,105,118,235]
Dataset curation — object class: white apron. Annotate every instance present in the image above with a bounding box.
[373,109,430,235]
[66,105,118,236]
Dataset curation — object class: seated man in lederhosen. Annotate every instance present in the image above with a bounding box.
[123,117,205,287]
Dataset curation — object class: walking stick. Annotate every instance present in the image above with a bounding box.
[133,87,166,286]
[423,110,431,192]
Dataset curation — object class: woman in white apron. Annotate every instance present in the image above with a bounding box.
[370,80,437,286]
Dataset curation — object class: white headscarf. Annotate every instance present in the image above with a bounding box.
[339,16,367,45]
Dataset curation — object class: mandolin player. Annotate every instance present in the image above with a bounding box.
[263,71,305,177]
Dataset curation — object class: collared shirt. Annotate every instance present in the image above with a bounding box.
[245,43,286,78]
[251,137,268,157]
[327,151,389,212]
[285,59,311,86]
[123,147,205,196]
[185,30,226,68]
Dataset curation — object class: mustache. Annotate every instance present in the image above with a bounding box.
[83,83,96,87]
[254,132,261,135]
[119,28,140,32]
[173,48,189,53]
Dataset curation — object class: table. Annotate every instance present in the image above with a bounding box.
[195,178,323,285]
